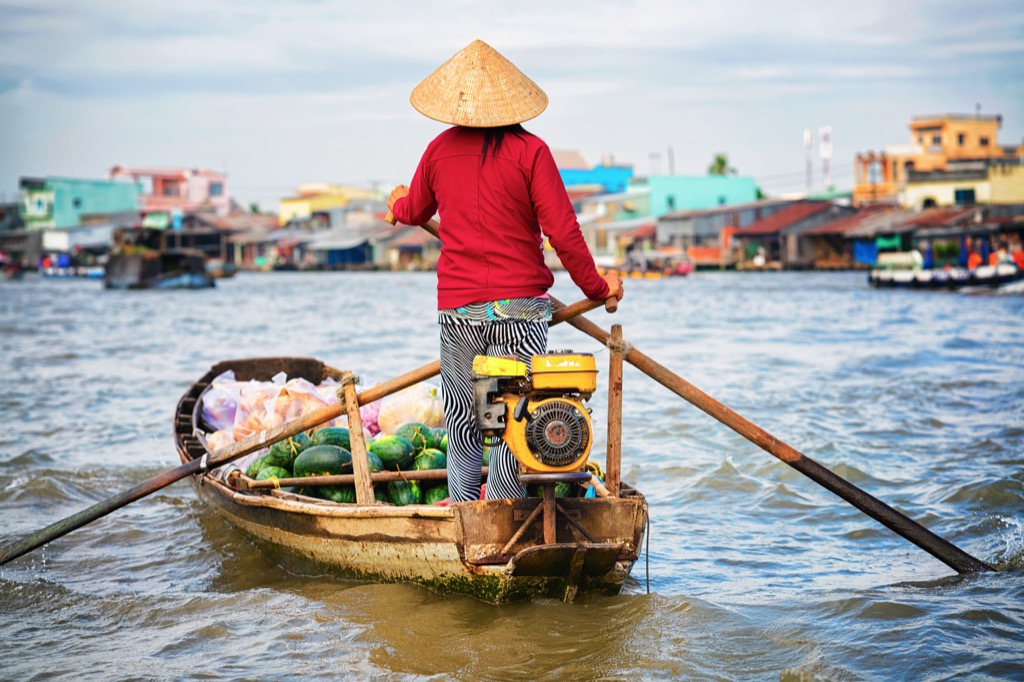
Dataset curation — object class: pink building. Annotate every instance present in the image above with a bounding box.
[109,165,230,217]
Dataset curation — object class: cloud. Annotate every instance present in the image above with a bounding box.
[1,0,1021,206]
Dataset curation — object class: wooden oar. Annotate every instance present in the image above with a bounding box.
[547,295,994,574]
[0,295,611,567]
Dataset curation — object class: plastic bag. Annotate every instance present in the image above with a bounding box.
[315,376,384,436]
[377,381,445,434]
[232,372,333,441]
[201,370,243,432]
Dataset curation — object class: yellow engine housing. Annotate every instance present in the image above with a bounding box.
[502,395,593,473]
[530,353,597,393]
[473,352,597,474]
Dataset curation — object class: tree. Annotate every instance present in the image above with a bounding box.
[707,153,737,176]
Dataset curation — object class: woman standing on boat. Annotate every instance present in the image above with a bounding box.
[388,39,623,504]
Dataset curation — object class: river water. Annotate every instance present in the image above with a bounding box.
[1,270,1022,681]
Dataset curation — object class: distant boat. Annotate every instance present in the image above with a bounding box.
[104,227,214,290]
[868,251,1024,290]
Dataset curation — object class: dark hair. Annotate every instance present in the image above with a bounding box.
[482,124,528,163]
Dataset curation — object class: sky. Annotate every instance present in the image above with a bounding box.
[1,0,1022,211]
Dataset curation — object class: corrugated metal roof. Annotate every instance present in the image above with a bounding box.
[805,205,896,236]
[660,198,791,222]
[733,201,833,237]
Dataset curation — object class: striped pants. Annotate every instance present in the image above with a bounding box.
[440,320,548,503]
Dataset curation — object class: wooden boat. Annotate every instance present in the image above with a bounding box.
[173,356,648,603]
[868,261,1024,290]
[104,227,215,290]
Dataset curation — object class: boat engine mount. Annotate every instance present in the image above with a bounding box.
[472,352,596,473]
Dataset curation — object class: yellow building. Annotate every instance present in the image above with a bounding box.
[277,183,382,225]
[853,114,1024,207]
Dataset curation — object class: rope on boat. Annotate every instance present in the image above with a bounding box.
[335,373,360,408]
[606,335,634,356]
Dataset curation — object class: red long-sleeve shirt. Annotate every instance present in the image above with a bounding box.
[391,126,610,309]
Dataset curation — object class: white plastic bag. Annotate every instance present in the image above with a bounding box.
[377,381,445,434]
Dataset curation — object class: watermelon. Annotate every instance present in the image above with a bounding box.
[528,482,575,497]
[255,465,291,481]
[393,422,433,453]
[369,435,415,471]
[311,426,351,450]
[387,480,422,506]
[262,446,294,471]
[424,485,449,505]
[245,452,271,478]
[431,428,448,452]
[413,448,446,471]
[374,487,388,503]
[320,485,357,504]
[293,444,352,477]
[269,432,312,461]
[364,451,385,473]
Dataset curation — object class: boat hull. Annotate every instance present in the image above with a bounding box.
[174,357,647,603]
[105,251,215,290]
[868,263,1024,290]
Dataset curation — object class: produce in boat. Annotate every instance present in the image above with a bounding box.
[311,426,351,450]
[377,382,444,434]
[368,435,415,471]
[293,444,352,477]
[393,422,433,453]
[387,479,423,506]
[269,432,312,460]
[256,466,291,481]
[424,485,449,505]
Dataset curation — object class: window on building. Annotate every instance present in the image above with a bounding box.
[72,197,82,209]
[163,180,180,197]
[209,182,224,197]
[718,196,726,205]
[868,160,883,184]
[932,135,941,145]
[667,196,675,210]
[954,188,976,205]
[957,133,965,146]
[979,137,990,147]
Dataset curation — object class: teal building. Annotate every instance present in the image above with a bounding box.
[19,177,140,230]
[644,176,759,216]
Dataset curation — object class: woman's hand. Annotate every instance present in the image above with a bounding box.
[388,185,410,210]
[603,273,624,302]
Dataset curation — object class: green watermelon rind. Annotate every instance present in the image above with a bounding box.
[393,422,433,453]
[387,479,422,506]
[424,485,449,505]
[255,465,292,481]
[311,426,351,450]
[369,435,416,471]
[293,444,353,478]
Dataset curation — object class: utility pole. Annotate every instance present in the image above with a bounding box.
[667,146,676,176]
[804,128,813,195]
[820,125,833,192]
[648,152,661,177]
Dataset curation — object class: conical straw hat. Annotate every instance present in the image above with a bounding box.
[410,40,548,127]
